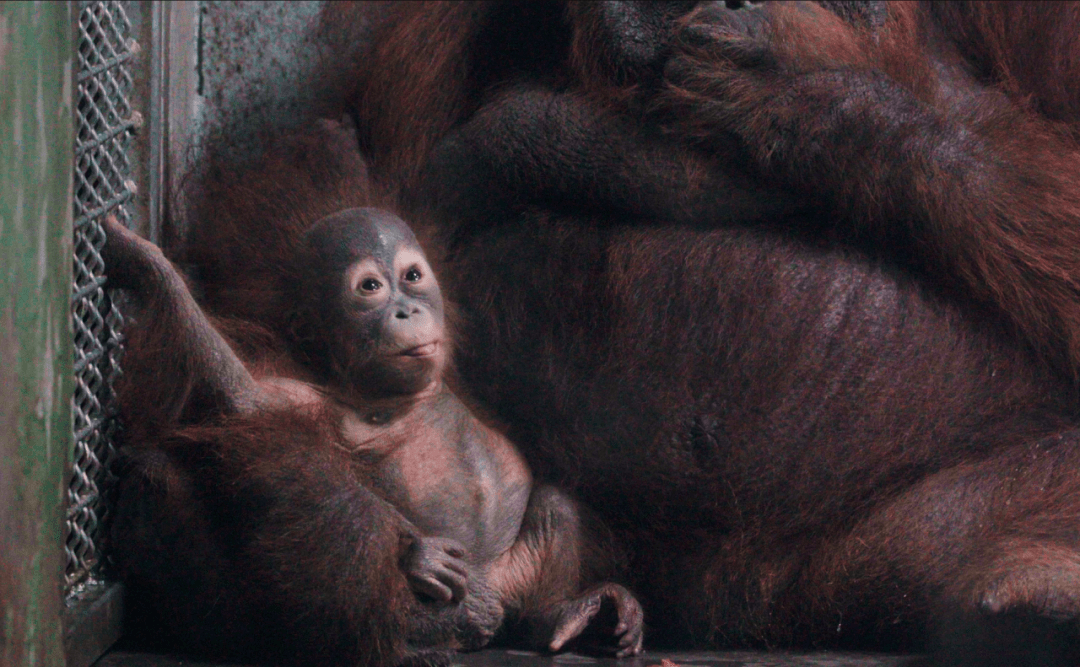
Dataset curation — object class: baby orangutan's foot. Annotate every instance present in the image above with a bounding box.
[548,583,645,658]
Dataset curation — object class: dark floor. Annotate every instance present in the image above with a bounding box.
[96,648,922,667]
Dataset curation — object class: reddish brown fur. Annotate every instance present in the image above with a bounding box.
[656,1,1080,386]
[929,1,1080,126]
[123,1,1080,665]
[114,411,419,667]
[320,2,507,189]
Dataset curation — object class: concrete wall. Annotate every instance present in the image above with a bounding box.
[198,1,327,160]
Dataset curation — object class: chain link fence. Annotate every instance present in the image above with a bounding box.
[68,0,133,591]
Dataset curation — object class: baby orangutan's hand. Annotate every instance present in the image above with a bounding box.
[403,536,470,603]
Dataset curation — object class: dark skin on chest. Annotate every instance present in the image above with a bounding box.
[104,209,643,658]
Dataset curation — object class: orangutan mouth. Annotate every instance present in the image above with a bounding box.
[399,342,438,357]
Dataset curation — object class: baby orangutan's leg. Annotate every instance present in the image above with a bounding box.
[490,486,644,657]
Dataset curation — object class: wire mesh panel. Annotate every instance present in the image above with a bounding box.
[68,0,135,591]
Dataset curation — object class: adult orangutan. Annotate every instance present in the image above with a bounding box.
[125,2,1080,666]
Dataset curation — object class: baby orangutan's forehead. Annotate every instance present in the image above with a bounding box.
[305,207,424,267]
[367,226,422,261]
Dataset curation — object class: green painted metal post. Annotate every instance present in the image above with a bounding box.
[0,2,75,667]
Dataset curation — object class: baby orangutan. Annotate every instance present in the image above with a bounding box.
[103,210,643,661]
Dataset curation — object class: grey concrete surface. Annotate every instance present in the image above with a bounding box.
[196,0,328,161]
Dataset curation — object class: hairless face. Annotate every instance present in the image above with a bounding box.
[292,208,447,398]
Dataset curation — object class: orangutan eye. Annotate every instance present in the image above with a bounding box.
[360,278,382,293]
[404,267,422,283]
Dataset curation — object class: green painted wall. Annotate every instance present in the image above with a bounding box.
[0,2,75,667]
